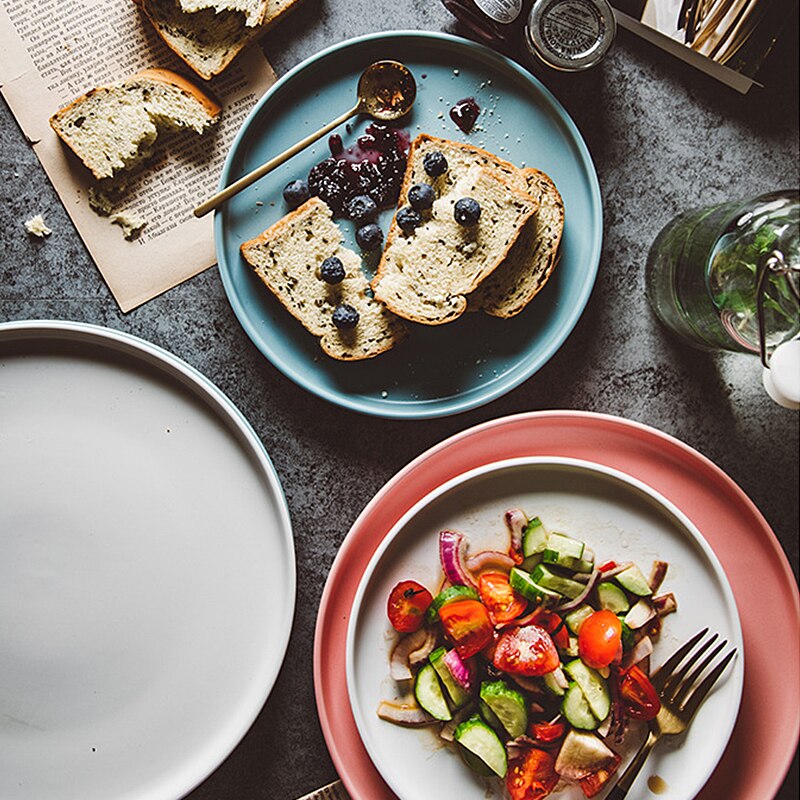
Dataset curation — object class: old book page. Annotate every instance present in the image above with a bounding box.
[0,0,276,312]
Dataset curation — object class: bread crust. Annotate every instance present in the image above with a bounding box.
[371,134,538,325]
[471,167,564,318]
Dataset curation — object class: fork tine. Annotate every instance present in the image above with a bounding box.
[681,647,738,721]
[651,627,709,692]
[670,639,727,707]
[661,632,719,698]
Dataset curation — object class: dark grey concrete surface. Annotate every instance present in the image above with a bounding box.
[1,1,798,798]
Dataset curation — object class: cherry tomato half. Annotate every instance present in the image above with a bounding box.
[538,611,569,650]
[438,598,494,658]
[578,752,621,798]
[578,609,622,669]
[478,572,528,624]
[387,580,433,633]
[528,720,566,744]
[619,664,661,721]
[506,747,558,800]
[493,624,560,676]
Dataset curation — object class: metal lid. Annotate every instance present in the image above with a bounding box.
[524,0,617,71]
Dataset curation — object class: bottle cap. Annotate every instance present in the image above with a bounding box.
[524,0,617,71]
[762,339,800,409]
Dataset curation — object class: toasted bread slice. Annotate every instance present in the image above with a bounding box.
[371,136,538,325]
[134,0,303,80]
[49,68,220,180]
[241,198,408,361]
[470,169,564,318]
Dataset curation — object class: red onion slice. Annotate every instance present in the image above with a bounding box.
[439,530,475,588]
[443,649,475,693]
[648,560,669,593]
[465,549,516,576]
[504,508,528,556]
[652,592,677,617]
[377,700,436,726]
[623,599,656,630]
[390,628,429,680]
[556,568,600,611]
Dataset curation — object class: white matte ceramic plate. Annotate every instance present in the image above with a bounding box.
[0,321,295,800]
[347,458,743,800]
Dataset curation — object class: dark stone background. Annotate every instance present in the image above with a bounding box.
[1,1,797,798]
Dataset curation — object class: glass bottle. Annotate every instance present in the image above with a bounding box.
[645,190,800,356]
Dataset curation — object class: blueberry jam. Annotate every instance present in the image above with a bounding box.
[449,97,480,133]
[307,123,410,216]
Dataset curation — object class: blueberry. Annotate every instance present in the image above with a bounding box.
[332,304,359,330]
[320,256,345,284]
[396,206,423,233]
[423,151,448,177]
[454,197,481,226]
[408,183,436,211]
[282,179,309,209]
[345,194,378,223]
[356,223,384,251]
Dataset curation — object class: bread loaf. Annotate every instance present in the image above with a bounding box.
[241,198,408,361]
[134,0,303,80]
[49,68,220,180]
[470,168,564,318]
[371,135,538,325]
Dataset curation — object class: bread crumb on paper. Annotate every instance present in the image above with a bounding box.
[110,211,147,240]
[24,214,52,237]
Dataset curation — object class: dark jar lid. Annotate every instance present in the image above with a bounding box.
[524,0,617,71]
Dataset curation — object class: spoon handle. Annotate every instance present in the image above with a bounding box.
[194,102,360,218]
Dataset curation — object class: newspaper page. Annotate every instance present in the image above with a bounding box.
[0,0,276,311]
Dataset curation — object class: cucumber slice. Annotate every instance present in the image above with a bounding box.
[426,585,479,623]
[531,564,587,600]
[509,567,562,604]
[620,620,635,651]
[561,682,598,730]
[521,552,543,572]
[429,647,470,708]
[454,716,508,777]
[459,745,494,777]
[545,532,585,560]
[570,556,595,574]
[565,604,594,634]
[597,582,631,614]
[543,666,568,697]
[615,564,652,596]
[565,635,580,657]
[479,698,505,734]
[414,663,452,721]
[522,516,548,557]
[564,659,611,721]
[479,680,528,739]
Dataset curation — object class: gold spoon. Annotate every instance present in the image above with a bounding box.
[194,60,416,218]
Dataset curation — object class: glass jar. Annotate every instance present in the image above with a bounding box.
[645,190,800,357]
[442,0,616,71]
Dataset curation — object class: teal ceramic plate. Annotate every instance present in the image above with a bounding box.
[215,31,602,418]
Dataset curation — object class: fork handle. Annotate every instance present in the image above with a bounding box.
[607,729,660,800]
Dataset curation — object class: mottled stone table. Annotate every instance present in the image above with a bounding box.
[1,1,797,798]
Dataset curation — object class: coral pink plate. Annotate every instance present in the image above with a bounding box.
[313,412,799,800]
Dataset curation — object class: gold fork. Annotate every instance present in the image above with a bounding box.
[607,628,738,799]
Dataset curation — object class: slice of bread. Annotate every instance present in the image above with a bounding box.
[371,139,538,325]
[241,197,408,361]
[470,169,565,318]
[134,0,303,80]
[177,0,269,27]
[50,68,221,181]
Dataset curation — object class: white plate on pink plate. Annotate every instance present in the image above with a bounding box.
[346,457,743,800]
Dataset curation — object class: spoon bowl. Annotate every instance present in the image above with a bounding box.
[357,60,416,120]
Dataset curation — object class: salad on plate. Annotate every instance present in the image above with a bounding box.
[378,508,678,799]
